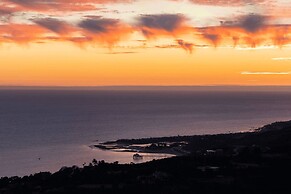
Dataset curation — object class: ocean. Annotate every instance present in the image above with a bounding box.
[1,87,291,177]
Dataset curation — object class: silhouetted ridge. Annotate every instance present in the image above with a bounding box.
[258,120,291,133]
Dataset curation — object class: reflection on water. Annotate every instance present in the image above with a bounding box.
[0,144,173,177]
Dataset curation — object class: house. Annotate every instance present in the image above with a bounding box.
[133,153,143,160]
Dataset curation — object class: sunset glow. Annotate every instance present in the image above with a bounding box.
[0,0,291,86]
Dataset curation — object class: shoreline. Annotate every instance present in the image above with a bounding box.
[1,119,291,193]
[93,120,291,159]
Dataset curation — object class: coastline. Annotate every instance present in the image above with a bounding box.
[93,119,291,160]
[93,139,190,156]
[1,120,291,193]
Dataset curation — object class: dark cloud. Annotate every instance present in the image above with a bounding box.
[136,14,191,38]
[33,18,72,34]
[137,14,186,32]
[221,14,268,33]
[197,20,291,48]
[79,18,119,33]
[238,14,267,33]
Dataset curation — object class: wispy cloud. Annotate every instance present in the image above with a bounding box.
[241,71,291,75]
[104,51,138,54]
[272,57,291,61]
[176,39,194,53]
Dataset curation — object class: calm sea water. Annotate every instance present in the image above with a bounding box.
[1,88,291,177]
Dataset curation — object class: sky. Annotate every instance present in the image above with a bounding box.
[0,0,291,86]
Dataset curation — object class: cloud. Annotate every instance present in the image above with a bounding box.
[78,18,133,45]
[1,0,280,16]
[33,18,75,34]
[0,10,12,23]
[153,40,197,53]
[241,71,290,75]
[220,14,269,33]
[105,51,138,54]
[79,18,119,33]
[0,24,47,44]
[0,8,12,16]
[184,0,270,6]
[137,14,185,32]
[201,33,222,47]
[4,0,59,11]
[2,0,133,12]
[198,13,291,48]
[0,1,290,52]
[176,39,194,53]
[272,57,291,61]
[155,44,179,49]
[0,16,133,46]
[238,14,268,33]
[136,14,191,38]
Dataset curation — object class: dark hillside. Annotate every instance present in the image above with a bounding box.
[1,121,291,194]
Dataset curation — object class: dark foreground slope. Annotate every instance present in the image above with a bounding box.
[1,121,291,194]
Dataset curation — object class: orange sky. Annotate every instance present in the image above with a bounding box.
[0,0,290,86]
[1,42,290,86]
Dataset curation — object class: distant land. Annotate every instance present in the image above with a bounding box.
[1,120,291,194]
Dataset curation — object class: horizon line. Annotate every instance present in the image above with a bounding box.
[1,85,291,88]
